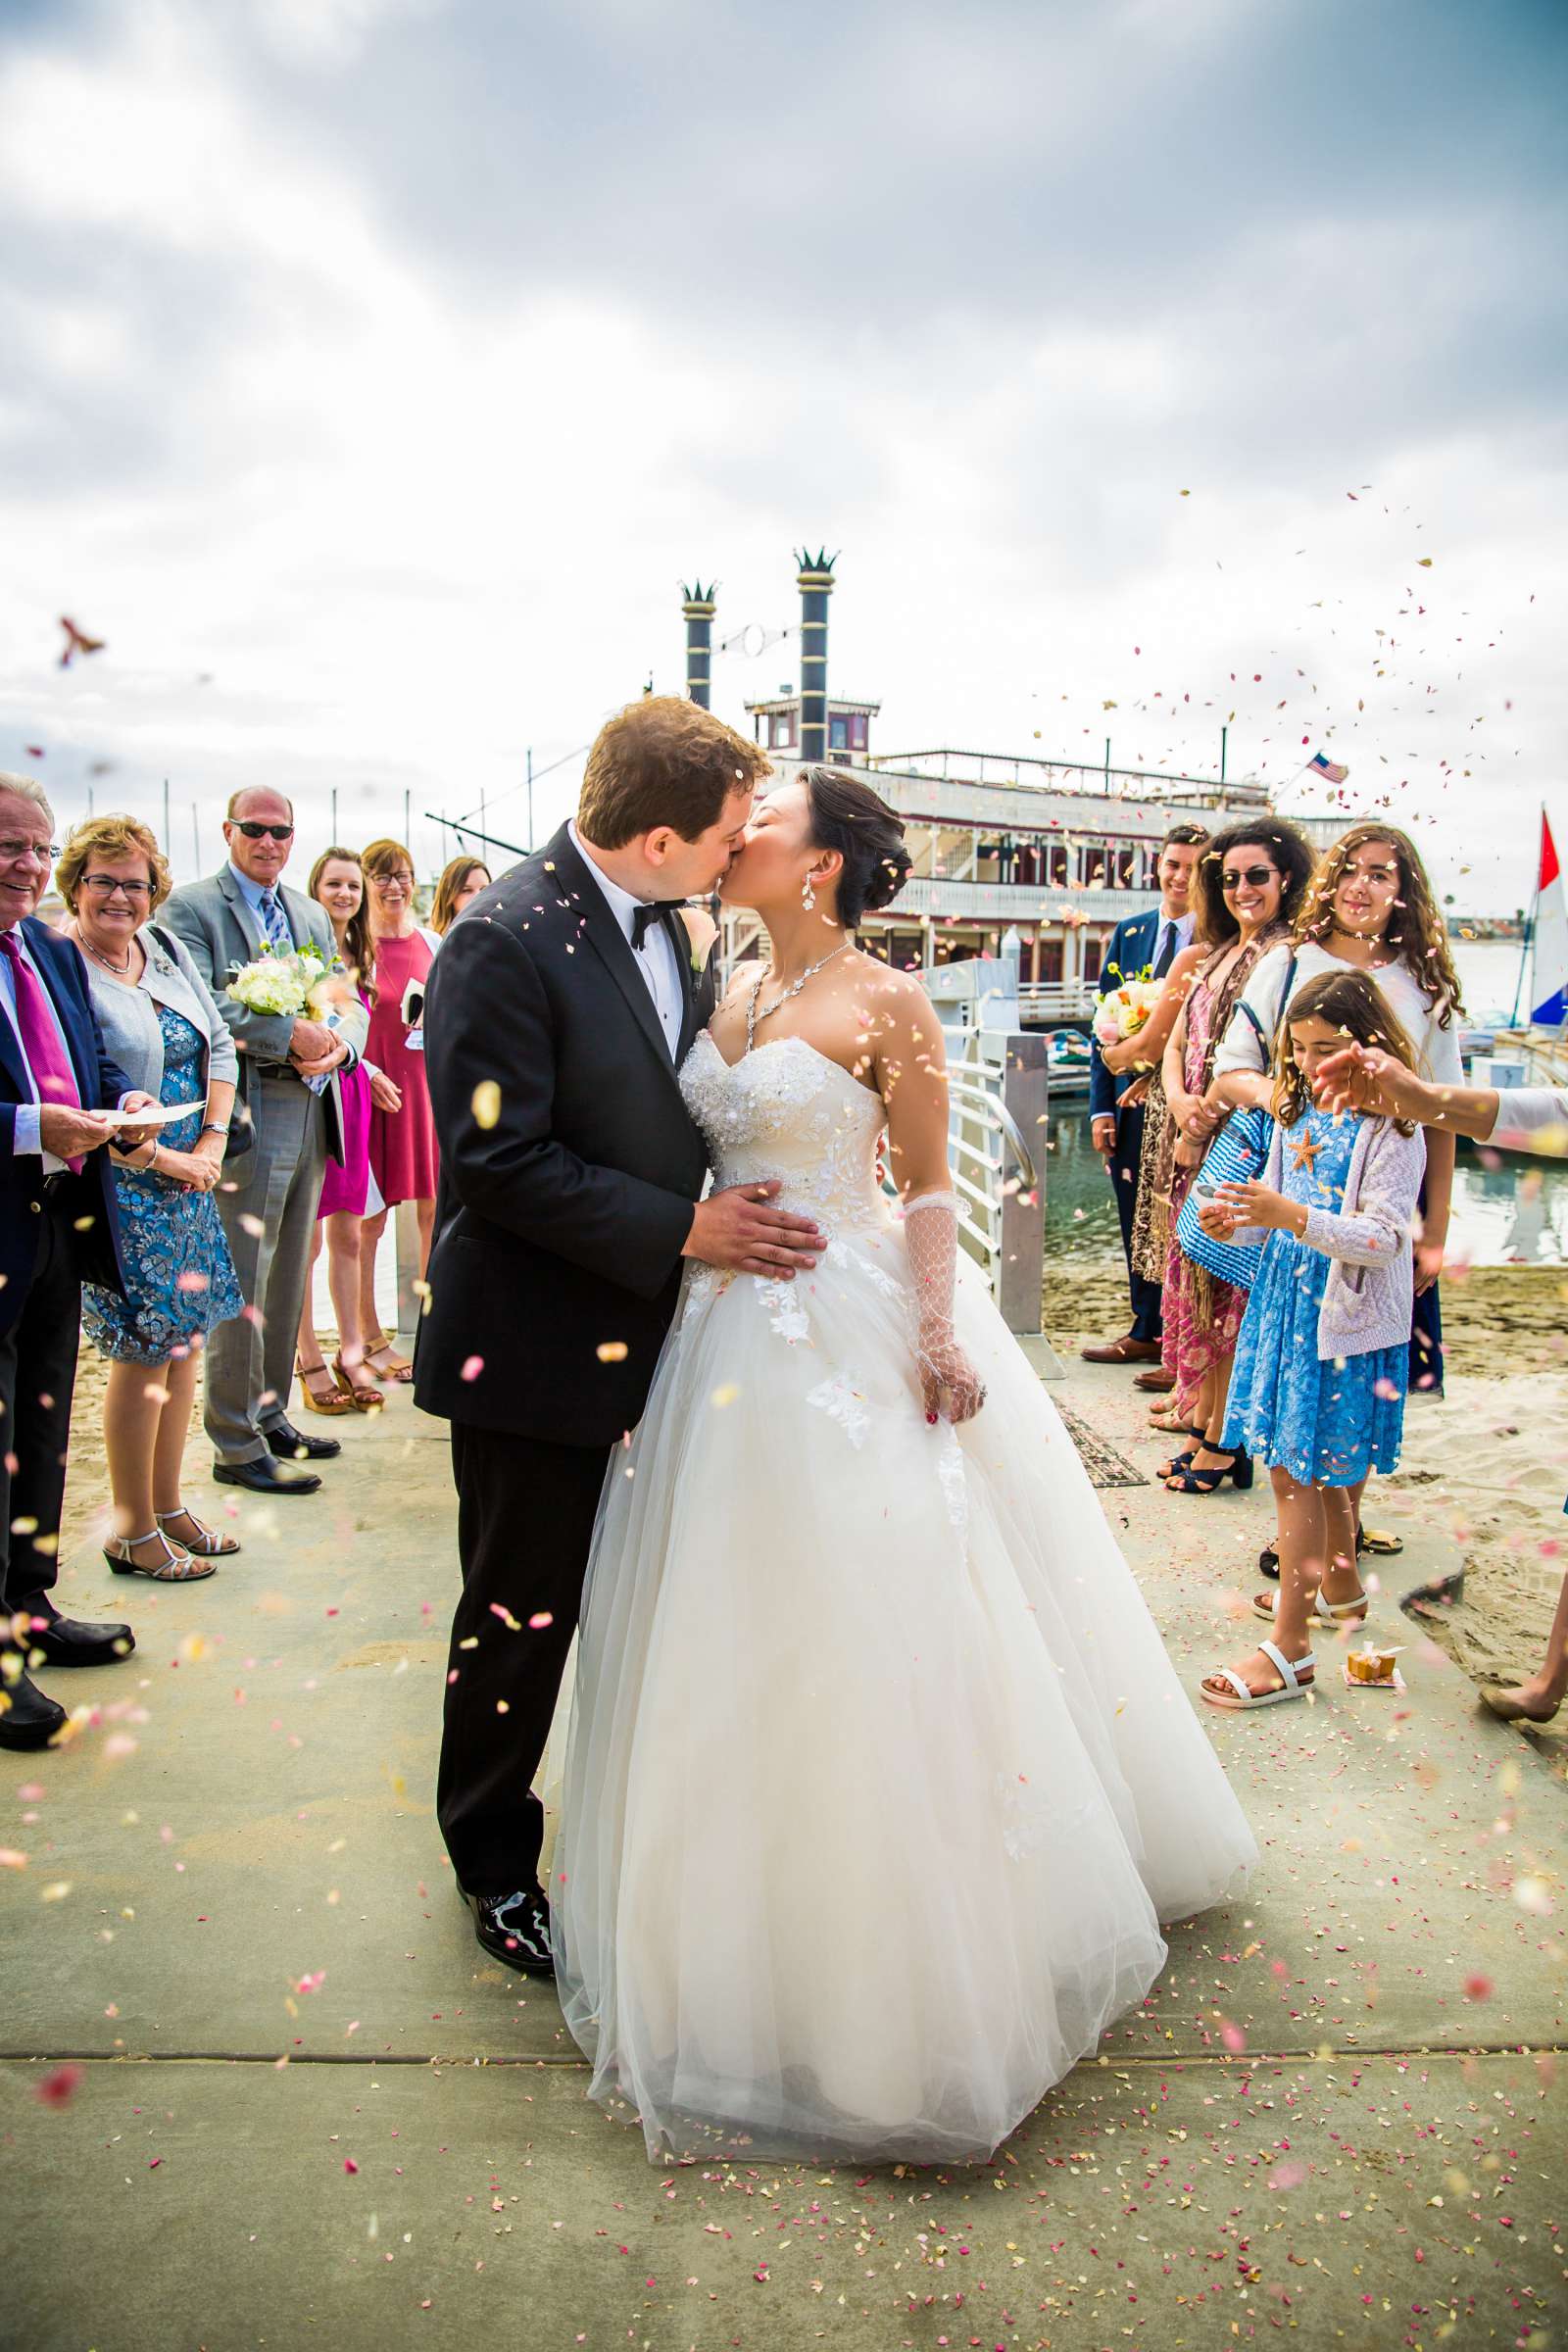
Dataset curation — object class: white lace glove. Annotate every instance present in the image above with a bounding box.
[903,1191,988,1424]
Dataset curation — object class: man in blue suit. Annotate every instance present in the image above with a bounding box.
[1082,823,1207,1372]
[0,773,157,1751]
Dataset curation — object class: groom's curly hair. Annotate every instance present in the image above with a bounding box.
[578,697,771,848]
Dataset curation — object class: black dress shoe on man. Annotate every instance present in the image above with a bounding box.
[460,1884,555,1976]
[18,1612,135,1669]
[266,1416,341,1463]
[214,1452,322,1496]
[0,1666,68,1751]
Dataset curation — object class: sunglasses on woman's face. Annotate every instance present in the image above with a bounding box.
[235,820,294,841]
[1220,864,1277,891]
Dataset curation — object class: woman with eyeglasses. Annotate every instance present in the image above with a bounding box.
[294,847,403,1415]
[57,815,244,1581]
[357,837,439,1383]
[1153,821,1318,1495]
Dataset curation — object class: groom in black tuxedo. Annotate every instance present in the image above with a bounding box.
[416,698,823,1971]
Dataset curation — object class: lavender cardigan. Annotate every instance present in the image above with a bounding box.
[1233,1113,1427,1358]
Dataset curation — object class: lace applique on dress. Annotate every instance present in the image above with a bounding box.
[996,1771,1054,1863]
[805,1372,871,1448]
[679,1034,888,1233]
[934,1425,969,1544]
[756,1276,809,1344]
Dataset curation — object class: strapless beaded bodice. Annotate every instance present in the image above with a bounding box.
[680,1033,889,1231]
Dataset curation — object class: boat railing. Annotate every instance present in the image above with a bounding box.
[1017,980,1098,1023]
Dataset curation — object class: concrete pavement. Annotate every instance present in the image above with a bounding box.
[6,1361,1564,2348]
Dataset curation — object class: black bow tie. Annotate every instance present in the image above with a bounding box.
[630,899,685,950]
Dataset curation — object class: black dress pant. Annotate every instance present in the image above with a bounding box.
[1409,1178,1444,1396]
[437,1421,611,1897]
[0,1193,82,1624]
[1109,1102,1163,1345]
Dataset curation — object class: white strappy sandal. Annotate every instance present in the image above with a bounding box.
[1200,1639,1315,1710]
[1252,1584,1368,1624]
[103,1528,217,1583]
[156,1507,241,1558]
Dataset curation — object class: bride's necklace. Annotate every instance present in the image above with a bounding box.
[745,940,853,1056]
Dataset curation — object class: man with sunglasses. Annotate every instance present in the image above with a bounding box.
[164,788,368,1495]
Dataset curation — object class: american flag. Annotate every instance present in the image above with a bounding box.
[1308,751,1349,784]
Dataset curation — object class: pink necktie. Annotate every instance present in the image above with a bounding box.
[1,928,85,1171]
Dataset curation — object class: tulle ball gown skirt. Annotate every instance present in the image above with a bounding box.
[552,1222,1256,2166]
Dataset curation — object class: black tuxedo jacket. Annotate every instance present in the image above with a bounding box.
[0,915,131,1335]
[414,823,718,1446]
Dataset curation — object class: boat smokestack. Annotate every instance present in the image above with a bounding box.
[794,547,836,765]
[680,580,716,709]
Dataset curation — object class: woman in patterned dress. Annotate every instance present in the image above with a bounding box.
[1155,820,1317,1495]
[57,817,244,1582]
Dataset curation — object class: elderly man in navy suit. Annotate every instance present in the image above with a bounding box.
[0,773,159,1751]
[1082,822,1207,1374]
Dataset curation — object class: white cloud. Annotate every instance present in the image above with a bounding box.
[0,0,1562,912]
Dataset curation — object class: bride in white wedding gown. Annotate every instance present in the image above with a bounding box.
[552,768,1257,2165]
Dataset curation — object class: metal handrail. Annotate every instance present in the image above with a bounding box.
[946,1073,1037,1191]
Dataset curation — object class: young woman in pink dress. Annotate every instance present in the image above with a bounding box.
[294,848,403,1414]
[358,837,438,1384]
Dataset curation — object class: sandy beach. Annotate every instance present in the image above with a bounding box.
[57,1261,1568,1780]
[1049,1260,1568,1772]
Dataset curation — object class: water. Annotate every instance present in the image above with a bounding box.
[1453,939,1530,1025]
[1043,935,1568,1270]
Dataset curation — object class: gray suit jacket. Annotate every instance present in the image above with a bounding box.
[161,868,368,1179]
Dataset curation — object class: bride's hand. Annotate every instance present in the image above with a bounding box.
[919,1340,987,1425]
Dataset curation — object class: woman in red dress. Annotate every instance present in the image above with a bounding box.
[358,837,438,1383]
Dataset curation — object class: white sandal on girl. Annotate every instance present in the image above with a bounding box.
[1200,1640,1315,1710]
[1252,1584,1368,1623]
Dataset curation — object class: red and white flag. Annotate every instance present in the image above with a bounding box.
[1531,808,1567,1027]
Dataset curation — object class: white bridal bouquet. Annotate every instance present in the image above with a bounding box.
[226,942,337,1019]
[1092,971,1163,1052]
[227,946,348,1092]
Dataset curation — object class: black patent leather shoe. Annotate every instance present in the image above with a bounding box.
[214,1453,321,1496]
[266,1417,341,1463]
[0,1665,68,1751]
[460,1884,555,1976]
[19,1613,135,1668]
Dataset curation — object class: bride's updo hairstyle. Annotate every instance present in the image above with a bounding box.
[804,766,913,927]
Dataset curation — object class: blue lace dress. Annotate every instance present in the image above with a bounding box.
[82,1006,244,1365]
[1222,1107,1407,1486]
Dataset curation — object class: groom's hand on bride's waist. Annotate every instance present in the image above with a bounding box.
[682,1181,823,1279]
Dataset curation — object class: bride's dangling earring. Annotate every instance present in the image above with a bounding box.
[802,874,816,911]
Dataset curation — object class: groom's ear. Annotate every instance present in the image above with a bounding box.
[642,825,678,869]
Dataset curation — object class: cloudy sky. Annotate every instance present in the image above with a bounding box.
[1,0,1564,912]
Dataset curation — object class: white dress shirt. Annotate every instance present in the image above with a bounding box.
[1151,907,1195,975]
[569,822,684,1059]
[1491,1087,1568,1153]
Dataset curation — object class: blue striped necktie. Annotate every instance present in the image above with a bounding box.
[259,889,292,953]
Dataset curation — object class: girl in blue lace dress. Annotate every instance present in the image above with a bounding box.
[1193,971,1427,1712]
